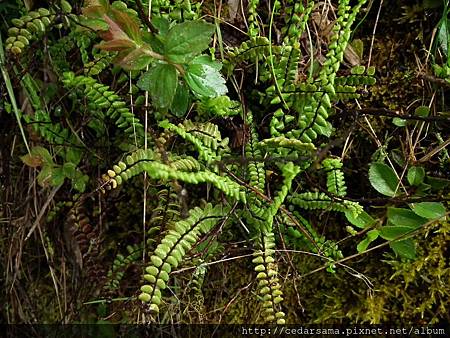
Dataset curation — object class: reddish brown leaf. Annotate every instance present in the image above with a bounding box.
[95,39,135,51]
[21,153,43,168]
[110,8,141,43]
[100,15,130,41]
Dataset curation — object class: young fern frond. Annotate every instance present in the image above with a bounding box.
[264,162,301,231]
[138,203,228,314]
[322,157,347,197]
[334,66,376,101]
[336,66,376,86]
[104,243,142,292]
[270,45,301,92]
[149,0,199,21]
[282,0,314,44]
[318,0,368,89]
[288,0,368,143]
[259,136,316,154]
[280,212,343,273]
[147,188,181,237]
[66,197,104,285]
[248,0,261,37]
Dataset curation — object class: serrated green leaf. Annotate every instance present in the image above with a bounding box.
[137,63,178,108]
[410,202,446,219]
[185,63,227,98]
[190,55,222,70]
[407,166,425,186]
[369,162,399,197]
[390,239,416,259]
[165,21,215,63]
[152,16,170,37]
[387,207,428,228]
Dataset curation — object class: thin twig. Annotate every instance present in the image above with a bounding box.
[25,184,62,241]
[352,107,450,122]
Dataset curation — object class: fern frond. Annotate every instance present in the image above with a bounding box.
[66,196,105,284]
[147,188,181,238]
[287,0,368,142]
[243,111,267,222]
[149,0,199,21]
[138,203,228,314]
[224,36,276,73]
[159,120,229,165]
[270,45,301,92]
[260,136,316,153]
[104,243,142,292]
[252,231,285,324]
[170,156,201,172]
[280,211,343,273]
[84,50,117,76]
[245,111,265,192]
[248,0,261,37]
[322,157,347,197]
[282,0,314,44]
[335,66,376,86]
[319,0,368,89]
[263,162,301,231]
[21,74,76,146]
[102,150,246,202]
[61,72,144,140]
[6,1,73,54]
[289,191,363,217]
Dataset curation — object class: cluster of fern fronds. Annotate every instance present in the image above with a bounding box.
[2,0,410,325]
